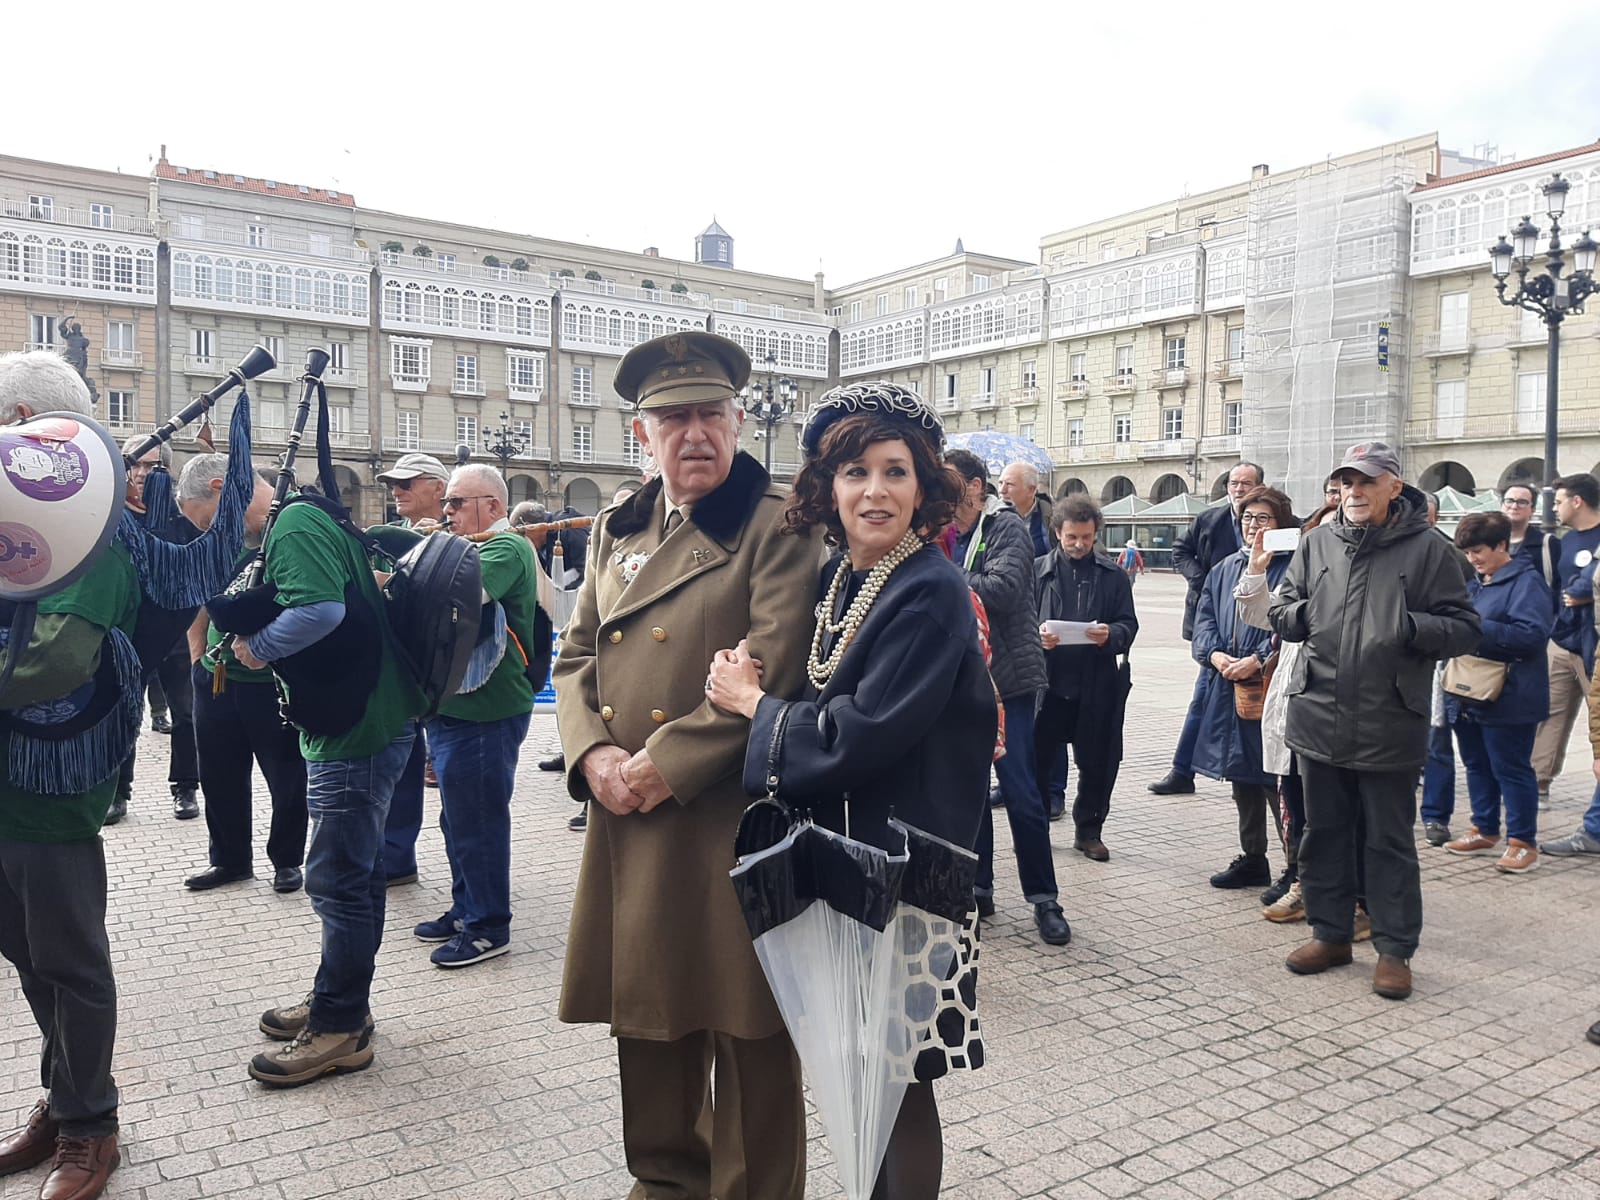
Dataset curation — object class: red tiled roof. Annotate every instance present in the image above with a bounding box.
[153,159,354,207]
[1414,138,1600,192]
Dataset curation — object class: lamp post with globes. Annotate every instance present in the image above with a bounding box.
[1488,172,1600,533]
[741,352,795,474]
[482,410,530,480]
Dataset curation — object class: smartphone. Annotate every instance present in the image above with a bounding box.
[1263,528,1300,554]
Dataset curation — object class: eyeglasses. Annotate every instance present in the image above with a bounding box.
[1503,498,1534,508]
[389,478,415,491]
[1239,512,1275,525]
[443,495,493,510]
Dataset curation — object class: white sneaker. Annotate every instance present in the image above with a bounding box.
[1263,881,1305,923]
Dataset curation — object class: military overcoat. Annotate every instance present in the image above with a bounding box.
[554,453,820,1040]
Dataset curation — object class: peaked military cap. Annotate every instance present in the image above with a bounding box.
[614,330,752,410]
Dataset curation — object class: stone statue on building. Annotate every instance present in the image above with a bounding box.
[56,316,99,405]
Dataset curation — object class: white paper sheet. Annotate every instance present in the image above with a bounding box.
[1043,620,1098,645]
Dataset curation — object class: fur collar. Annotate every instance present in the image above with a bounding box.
[606,452,773,543]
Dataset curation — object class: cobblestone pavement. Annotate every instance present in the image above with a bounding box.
[4,573,1600,1200]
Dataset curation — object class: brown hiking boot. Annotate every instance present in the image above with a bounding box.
[39,1133,118,1200]
[0,1098,57,1176]
[259,992,374,1042]
[1285,939,1354,975]
[248,1027,373,1088]
[1374,954,1413,1000]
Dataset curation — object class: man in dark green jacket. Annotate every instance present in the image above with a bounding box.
[1270,442,1480,1002]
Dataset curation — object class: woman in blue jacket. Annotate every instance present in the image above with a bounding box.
[1191,487,1297,890]
[1443,512,1553,873]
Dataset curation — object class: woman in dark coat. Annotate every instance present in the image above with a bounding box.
[1191,486,1296,890]
[708,381,996,1200]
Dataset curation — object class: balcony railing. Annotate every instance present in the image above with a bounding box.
[712,298,833,327]
[451,378,486,398]
[1060,379,1089,400]
[23,341,57,353]
[1140,438,1196,460]
[183,353,219,374]
[558,274,710,309]
[177,224,369,263]
[1018,386,1040,403]
[1105,373,1137,395]
[971,392,997,410]
[1157,367,1188,389]
[1415,331,1473,357]
[0,196,155,236]
[391,370,429,393]
[100,348,143,369]
[507,382,544,401]
[324,366,364,388]
[1199,434,1242,457]
[1214,357,1243,380]
[569,392,599,407]
[937,397,959,411]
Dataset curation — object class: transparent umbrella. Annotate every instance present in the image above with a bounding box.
[730,801,977,1199]
[944,429,1054,479]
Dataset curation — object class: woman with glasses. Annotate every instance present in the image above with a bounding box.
[1190,487,1298,892]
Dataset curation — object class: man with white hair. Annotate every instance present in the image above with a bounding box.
[998,461,1051,557]
[0,350,133,1199]
[411,464,537,967]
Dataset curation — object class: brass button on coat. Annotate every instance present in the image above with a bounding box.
[651,627,667,642]
[609,630,623,644]
[601,705,615,721]
[650,709,666,723]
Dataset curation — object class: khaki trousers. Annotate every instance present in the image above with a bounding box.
[1532,644,1591,789]
[617,1029,805,1200]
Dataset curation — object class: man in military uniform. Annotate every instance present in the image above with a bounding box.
[555,331,819,1200]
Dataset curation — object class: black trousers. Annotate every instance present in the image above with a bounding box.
[1033,692,1121,840]
[192,664,307,873]
[1298,756,1420,958]
[0,837,118,1135]
[119,641,198,793]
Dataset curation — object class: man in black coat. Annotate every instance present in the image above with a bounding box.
[1149,461,1263,795]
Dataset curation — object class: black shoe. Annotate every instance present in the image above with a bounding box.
[538,754,565,773]
[975,893,995,919]
[151,711,173,734]
[385,871,419,887]
[1148,771,1196,795]
[185,865,253,890]
[1423,821,1451,847]
[172,787,200,820]
[1586,1020,1600,1047]
[1260,866,1297,906]
[989,785,1005,808]
[567,808,587,832]
[1211,854,1272,889]
[104,787,129,826]
[272,866,304,894]
[1048,797,1066,822]
[1034,902,1072,946]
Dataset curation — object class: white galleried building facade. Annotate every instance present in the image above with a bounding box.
[3,134,1595,524]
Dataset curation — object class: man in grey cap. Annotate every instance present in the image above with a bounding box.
[555,330,818,1199]
[377,452,450,530]
[1270,441,1479,1002]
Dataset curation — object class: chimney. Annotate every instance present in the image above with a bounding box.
[643,246,659,257]
[1251,164,1270,180]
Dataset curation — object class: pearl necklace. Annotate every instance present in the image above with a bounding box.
[807,528,924,690]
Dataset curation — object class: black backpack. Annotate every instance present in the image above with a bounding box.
[380,532,482,716]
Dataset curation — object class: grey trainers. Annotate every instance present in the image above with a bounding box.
[259,992,373,1041]
[248,1026,373,1087]
[1423,821,1451,847]
[1541,829,1600,857]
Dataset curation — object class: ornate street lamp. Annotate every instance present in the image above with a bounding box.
[1488,172,1600,532]
[741,352,795,474]
[482,411,529,479]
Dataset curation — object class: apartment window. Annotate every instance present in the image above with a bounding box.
[1101,240,1117,262]
[1115,345,1134,377]
[27,195,52,220]
[258,400,285,432]
[1021,361,1037,391]
[903,286,918,309]
[328,342,348,372]
[934,278,948,300]
[456,415,478,449]
[1435,380,1467,439]
[327,406,351,440]
[437,253,456,274]
[1226,326,1244,363]
[978,367,995,398]
[572,365,594,405]
[247,223,266,249]
[454,354,480,392]
[1224,401,1243,437]
[571,424,593,462]
[1114,413,1132,443]
[191,329,214,360]
[90,203,113,229]
[106,321,134,353]
[1019,422,1035,442]
[513,420,534,453]
[1516,372,1545,435]
[1069,352,1087,382]
[260,335,284,365]
[1165,337,1186,369]
[1068,418,1085,448]
[877,293,889,316]
[971,274,990,293]
[623,426,644,467]
[396,411,419,450]
[943,373,958,401]
[29,315,57,347]
[1439,291,1470,351]
[308,232,331,258]
[1519,307,1545,343]
[849,300,863,322]
[105,390,133,425]
[179,214,203,241]
[1163,407,1184,440]
[391,340,430,383]
[507,351,545,395]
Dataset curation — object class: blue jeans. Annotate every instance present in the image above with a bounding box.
[1420,723,1458,827]
[1454,721,1540,843]
[975,697,1057,903]
[1171,668,1206,775]
[305,727,416,1032]
[382,730,428,879]
[425,711,531,944]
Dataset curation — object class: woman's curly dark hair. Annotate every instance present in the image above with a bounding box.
[782,412,962,544]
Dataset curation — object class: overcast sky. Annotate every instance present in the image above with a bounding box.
[15,1,1600,287]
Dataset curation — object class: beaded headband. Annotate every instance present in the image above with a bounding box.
[799,381,945,460]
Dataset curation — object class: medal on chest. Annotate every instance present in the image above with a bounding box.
[614,548,650,587]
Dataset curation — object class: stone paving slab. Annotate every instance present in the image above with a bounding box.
[3,573,1597,1199]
